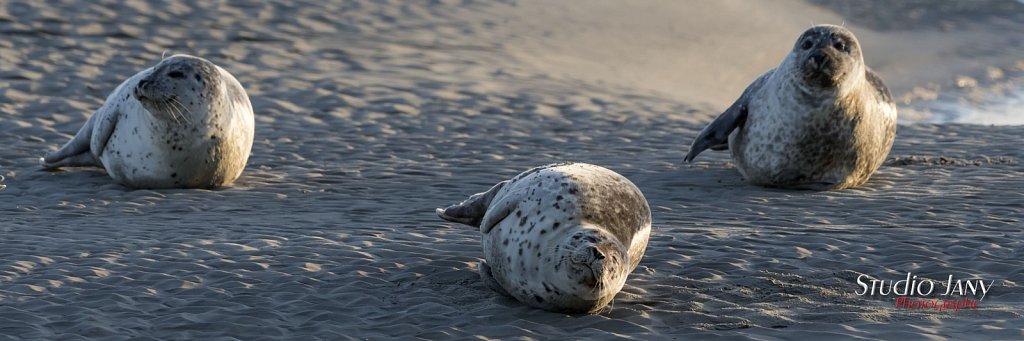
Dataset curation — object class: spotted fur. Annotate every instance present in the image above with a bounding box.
[685,25,897,190]
[437,163,652,313]
[41,54,255,189]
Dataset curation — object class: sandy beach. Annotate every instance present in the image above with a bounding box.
[1,0,1023,339]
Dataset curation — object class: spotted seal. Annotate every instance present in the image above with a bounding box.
[684,24,897,190]
[41,54,255,189]
[436,163,652,313]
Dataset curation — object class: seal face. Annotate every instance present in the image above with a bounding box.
[684,25,897,190]
[41,54,255,189]
[437,163,652,313]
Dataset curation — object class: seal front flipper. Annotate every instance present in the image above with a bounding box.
[436,180,508,227]
[684,102,747,162]
[89,107,120,161]
[478,188,526,234]
[684,69,773,163]
[41,109,105,169]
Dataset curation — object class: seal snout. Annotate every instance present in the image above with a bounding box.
[807,52,828,71]
[571,244,614,290]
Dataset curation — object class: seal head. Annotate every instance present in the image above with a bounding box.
[793,25,863,89]
[134,56,222,124]
[562,226,629,309]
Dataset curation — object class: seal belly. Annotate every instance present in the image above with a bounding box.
[98,107,169,187]
[98,105,222,189]
[733,93,879,189]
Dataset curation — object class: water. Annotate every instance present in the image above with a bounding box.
[951,88,1024,125]
[910,76,1024,126]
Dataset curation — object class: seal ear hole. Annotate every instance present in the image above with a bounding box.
[168,71,185,79]
[800,40,813,50]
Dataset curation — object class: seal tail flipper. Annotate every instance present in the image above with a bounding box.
[436,180,509,228]
[41,111,102,169]
[683,102,747,163]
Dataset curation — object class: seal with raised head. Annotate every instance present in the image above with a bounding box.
[41,54,255,189]
[684,24,896,190]
[436,163,652,313]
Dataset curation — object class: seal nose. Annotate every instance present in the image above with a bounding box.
[809,52,827,69]
[138,78,151,88]
[590,247,605,261]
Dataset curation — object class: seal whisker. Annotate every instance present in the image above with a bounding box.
[162,100,182,125]
[168,97,192,124]
[167,98,188,125]
[153,100,177,124]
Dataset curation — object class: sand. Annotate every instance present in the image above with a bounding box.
[1,0,1023,339]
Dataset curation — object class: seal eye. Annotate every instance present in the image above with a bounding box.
[168,71,185,79]
[833,41,849,53]
[800,40,813,50]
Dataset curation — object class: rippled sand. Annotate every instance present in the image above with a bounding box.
[1,0,1022,339]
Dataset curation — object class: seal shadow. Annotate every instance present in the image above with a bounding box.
[38,166,111,182]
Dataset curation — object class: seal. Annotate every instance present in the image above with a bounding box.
[436,162,652,313]
[41,54,255,189]
[684,24,897,190]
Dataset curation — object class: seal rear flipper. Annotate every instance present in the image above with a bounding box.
[478,261,510,296]
[41,109,103,169]
[436,180,508,228]
[40,152,101,169]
